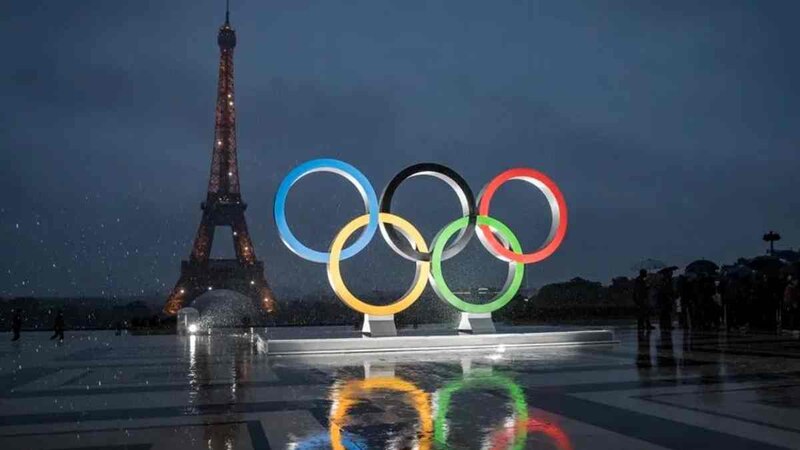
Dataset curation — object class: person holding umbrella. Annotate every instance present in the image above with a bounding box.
[634,269,654,332]
[657,267,677,331]
[631,260,667,333]
[676,274,691,329]
[746,256,785,330]
[685,260,720,329]
[783,275,799,334]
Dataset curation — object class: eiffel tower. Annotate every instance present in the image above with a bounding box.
[164,6,275,316]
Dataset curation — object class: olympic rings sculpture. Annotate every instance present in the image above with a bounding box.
[274,158,568,316]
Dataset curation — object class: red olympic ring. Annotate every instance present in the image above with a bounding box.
[478,168,568,264]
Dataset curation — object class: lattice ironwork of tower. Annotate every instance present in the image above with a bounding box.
[163,8,276,316]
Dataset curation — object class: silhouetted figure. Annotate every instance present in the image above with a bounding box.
[751,275,768,329]
[784,277,799,331]
[656,271,674,331]
[50,311,65,341]
[688,276,703,330]
[11,310,22,341]
[634,270,653,332]
[767,274,785,332]
[717,277,730,331]
[734,274,755,332]
[750,274,782,331]
[713,280,724,329]
[693,275,716,330]
[685,276,699,329]
[676,275,690,329]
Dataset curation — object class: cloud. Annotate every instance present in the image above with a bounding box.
[1,0,798,297]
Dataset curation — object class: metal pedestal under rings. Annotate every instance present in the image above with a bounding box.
[379,163,476,262]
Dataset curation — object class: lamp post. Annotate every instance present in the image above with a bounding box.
[763,231,781,255]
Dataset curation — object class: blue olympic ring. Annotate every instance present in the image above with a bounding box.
[273,158,379,263]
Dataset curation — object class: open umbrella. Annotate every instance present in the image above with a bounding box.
[746,255,784,274]
[685,259,719,275]
[721,264,753,279]
[658,265,679,274]
[632,259,666,272]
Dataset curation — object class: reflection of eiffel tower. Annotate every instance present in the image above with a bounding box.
[163,7,275,316]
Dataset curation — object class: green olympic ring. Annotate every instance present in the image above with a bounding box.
[430,215,524,314]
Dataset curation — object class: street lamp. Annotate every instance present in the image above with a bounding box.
[763,231,781,255]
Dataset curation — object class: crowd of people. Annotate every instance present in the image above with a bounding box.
[7,254,800,340]
[633,259,800,334]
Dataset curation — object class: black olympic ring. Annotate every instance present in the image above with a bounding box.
[379,163,476,262]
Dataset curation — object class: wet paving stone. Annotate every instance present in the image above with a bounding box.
[1,327,799,449]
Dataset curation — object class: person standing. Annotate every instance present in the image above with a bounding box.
[634,270,653,332]
[11,310,22,341]
[784,276,799,332]
[50,311,65,342]
[697,275,717,330]
[676,275,689,329]
[657,270,675,331]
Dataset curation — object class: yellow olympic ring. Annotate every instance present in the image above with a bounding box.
[329,377,432,450]
[327,213,430,316]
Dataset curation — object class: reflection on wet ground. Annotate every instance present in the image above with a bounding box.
[1,327,800,449]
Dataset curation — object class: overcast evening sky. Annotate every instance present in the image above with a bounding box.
[1,0,798,299]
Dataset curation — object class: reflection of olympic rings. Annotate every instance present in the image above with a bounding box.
[292,432,364,450]
[329,377,432,450]
[434,374,529,450]
[274,158,568,315]
[320,373,569,450]
[490,418,573,450]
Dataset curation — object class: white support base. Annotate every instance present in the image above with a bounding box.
[266,329,617,356]
[457,312,496,334]
[362,314,397,337]
[255,329,268,355]
[460,357,493,376]
[364,361,396,378]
